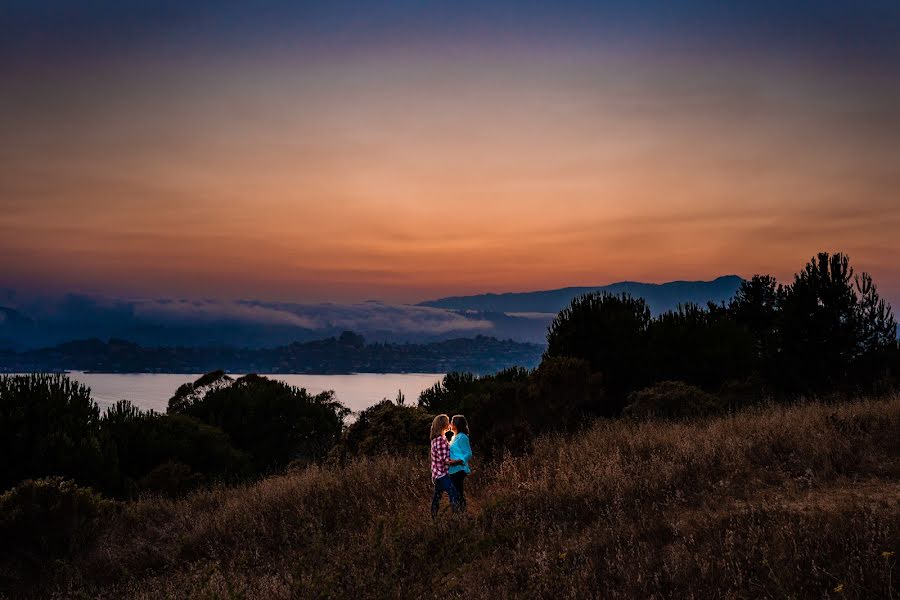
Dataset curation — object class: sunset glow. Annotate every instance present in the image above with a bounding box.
[2,2,899,304]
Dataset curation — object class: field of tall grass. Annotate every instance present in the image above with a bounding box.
[12,396,900,599]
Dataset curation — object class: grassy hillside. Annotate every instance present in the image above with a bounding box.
[17,396,900,599]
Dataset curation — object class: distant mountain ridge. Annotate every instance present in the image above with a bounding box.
[419,275,744,316]
[0,276,745,351]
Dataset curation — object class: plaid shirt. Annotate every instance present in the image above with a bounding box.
[430,436,450,481]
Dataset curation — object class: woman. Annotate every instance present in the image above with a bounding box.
[447,414,472,512]
[429,414,460,518]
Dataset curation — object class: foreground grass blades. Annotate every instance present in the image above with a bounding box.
[17,396,900,599]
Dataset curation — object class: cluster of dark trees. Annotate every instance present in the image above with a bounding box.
[2,252,897,500]
[0,372,347,499]
[340,252,900,458]
[545,252,897,408]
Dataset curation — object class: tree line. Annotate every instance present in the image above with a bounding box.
[337,252,900,459]
[0,372,346,499]
[1,252,898,500]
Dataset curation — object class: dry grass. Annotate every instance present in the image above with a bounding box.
[30,396,900,599]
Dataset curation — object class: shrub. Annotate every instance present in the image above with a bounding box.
[0,477,116,589]
[335,400,434,459]
[529,356,603,423]
[623,380,725,420]
[100,400,251,498]
[134,461,203,497]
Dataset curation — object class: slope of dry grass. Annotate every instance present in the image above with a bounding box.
[29,396,900,599]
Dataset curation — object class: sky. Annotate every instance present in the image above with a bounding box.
[2,1,899,306]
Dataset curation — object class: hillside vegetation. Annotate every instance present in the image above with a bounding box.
[9,395,899,599]
[2,251,900,598]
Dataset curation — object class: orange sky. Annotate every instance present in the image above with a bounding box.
[2,25,899,304]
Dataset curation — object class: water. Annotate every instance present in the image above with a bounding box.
[59,371,445,414]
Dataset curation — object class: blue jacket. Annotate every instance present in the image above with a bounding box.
[448,432,472,474]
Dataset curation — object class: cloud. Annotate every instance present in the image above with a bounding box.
[244,300,494,334]
[133,299,319,328]
[6,292,494,339]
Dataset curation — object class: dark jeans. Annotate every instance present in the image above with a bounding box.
[449,471,467,512]
[431,475,460,518]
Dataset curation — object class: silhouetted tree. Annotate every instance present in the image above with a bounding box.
[168,370,233,413]
[418,371,480,414]
[646,302,754,390]
[170,373,349,470]
[545,293,650,410]
[777,252,897,394]
[729,275,784,375]
[0,374,104,492]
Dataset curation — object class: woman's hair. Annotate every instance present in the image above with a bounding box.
[430,414,450,440]
[451,414,469,436]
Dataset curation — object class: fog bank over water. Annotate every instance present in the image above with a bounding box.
[0,277,742,350]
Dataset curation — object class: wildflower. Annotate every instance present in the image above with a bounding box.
[558,552,568,560]
[883,551,895,559]
[833,583,844,593]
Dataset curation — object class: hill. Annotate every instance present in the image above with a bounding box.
[13,395,898,599]
[419,275,744,315]
[0,278,744,350]
[0,333,545,375]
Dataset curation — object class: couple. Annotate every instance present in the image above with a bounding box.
[429,414,472,518]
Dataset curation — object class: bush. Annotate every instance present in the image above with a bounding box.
[134,461,203,497]
[100,400,251,498]
[529,356,603,423]
[335,400,434,459]
[0,477,116,588]
[623,380,725,420]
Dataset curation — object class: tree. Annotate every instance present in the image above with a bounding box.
[729,275,784,375]
[0,374,104,492]
[647,302,754,390]
[170,373,349,471]
[854,272,897,356]
[777,252,897,394]
[168,370,233,414]
[544,293,650,409]
[417,371,480,414]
